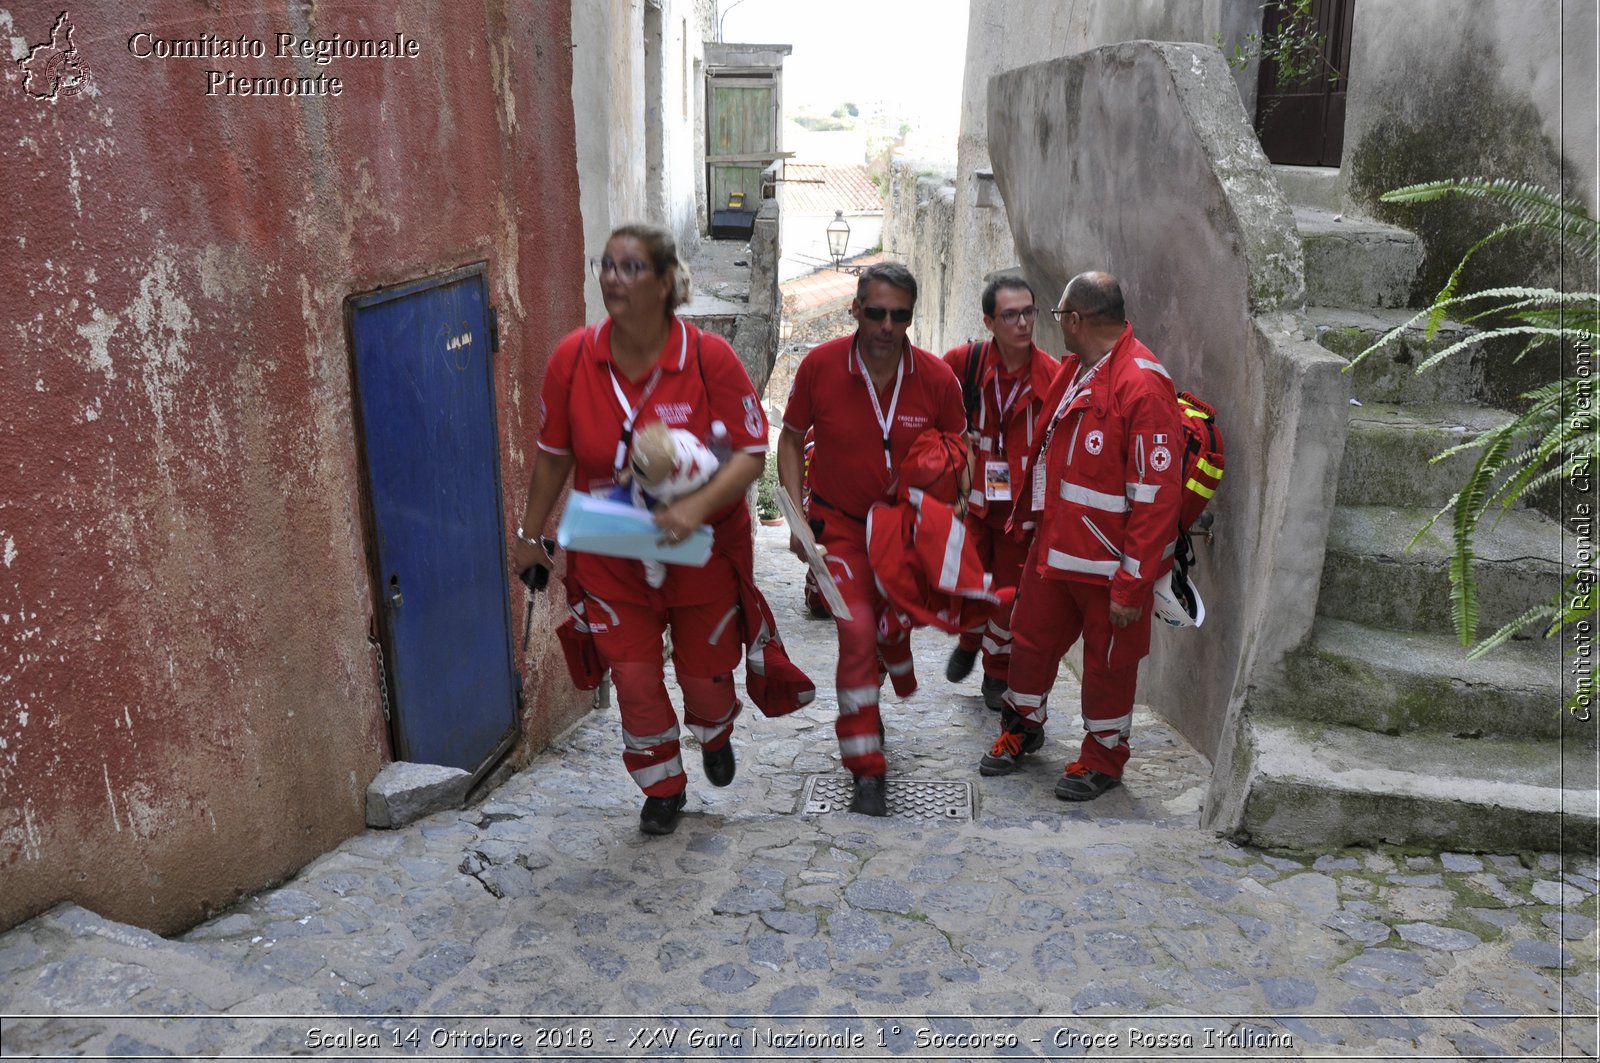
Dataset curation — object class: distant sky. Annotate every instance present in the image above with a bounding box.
[718,0,970,150]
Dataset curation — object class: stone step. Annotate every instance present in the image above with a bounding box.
[1278,618,1585,745]
[1296,208,1424,309]
[1273,164,1340,211]
[1224,715,1597,852]
[1319,505,1569,638]
[1338,401,1519,509]
[1309,306,1485,405]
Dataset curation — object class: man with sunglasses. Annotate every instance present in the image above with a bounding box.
[978,272,1183,802]
[941,276,1060,710]
[777,262,966,816]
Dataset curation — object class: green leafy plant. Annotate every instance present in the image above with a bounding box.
[755,458,781,521]
[1348,177,1598,717]
[1219,0,1340,91]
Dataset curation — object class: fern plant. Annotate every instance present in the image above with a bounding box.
[1348,177,1598,719]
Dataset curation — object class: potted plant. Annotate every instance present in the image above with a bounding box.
[756,461,784,526]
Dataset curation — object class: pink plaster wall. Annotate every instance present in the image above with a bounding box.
[0,0,586,933]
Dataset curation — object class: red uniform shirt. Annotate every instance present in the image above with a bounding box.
[538,317,768,604]
[783,334,966,523]
[942,340,1059,523]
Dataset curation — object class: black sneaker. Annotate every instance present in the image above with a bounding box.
[1054,762,1121,802]
[639,792,687,834]
[980,674,1008,711]
[978,724,1044,776]
[703,742,736,787]
[849,774,888,817]
[945,646,978,683]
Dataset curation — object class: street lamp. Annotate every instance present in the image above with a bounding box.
[825,210,850,270]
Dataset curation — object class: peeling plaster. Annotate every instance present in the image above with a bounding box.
[4,12,29,64]
[3,536,14,567]
[122,780,161,838]
[127,252,195,456]
[21,800,42,861]
[102,762,121,833]
[66,151,81,215]
[74,307,118,380]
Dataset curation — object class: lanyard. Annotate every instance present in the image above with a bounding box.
[1037,359,1100,463]
[991,367,1026,456]
[854,338,904,471]
[1029,359,1100,512]
[606,320,685,473]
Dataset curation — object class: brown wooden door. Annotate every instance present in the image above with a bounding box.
[1254,0,1355,166]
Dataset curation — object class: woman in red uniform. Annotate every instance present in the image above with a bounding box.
[510,223,769,835]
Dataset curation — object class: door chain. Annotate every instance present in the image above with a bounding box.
[368,624,392,722]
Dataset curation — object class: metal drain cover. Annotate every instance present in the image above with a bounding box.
[800,776,973,821]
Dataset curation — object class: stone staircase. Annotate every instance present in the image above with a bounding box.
[1229,167,1593,853]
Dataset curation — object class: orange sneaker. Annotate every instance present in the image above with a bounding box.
[978,719,1043,776]
[1055,761,1121,801]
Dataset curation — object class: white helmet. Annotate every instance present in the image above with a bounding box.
[1153,568,1205,628]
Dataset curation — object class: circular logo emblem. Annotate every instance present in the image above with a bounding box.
[1085,430,1104,456]
[1150,445,1172,472]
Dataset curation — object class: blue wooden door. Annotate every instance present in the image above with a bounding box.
[348,265,518,775]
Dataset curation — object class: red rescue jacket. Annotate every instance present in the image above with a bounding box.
[943,341,1059,523]
[1020,322,1184,608]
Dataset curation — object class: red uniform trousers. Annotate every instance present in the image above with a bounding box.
[1005,551,1153,778]
[956,514,1029,680]
[816,517,893,779]
[585,563,743,798]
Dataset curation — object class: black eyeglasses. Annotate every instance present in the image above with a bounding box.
[997,307,1038,324]
[1049,306,1078,321]
[861,305,913,323]
[590,256,652,281]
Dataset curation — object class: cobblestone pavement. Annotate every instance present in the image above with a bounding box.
[2,525,1597,1060]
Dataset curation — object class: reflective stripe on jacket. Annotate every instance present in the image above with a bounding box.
[1026,322,1184,608]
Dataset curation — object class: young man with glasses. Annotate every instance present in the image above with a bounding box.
[777,262,966,816]
[978,271,1183,802]
[941,276,1060,710]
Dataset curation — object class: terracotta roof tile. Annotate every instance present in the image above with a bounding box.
[779,252,887,314]
[784,163,882,215]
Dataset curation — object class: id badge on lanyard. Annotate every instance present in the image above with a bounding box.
[986,460,1012,502]
[1033,362,1098,511]
[987,372,1023,502]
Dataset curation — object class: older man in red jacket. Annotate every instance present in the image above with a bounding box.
[979,271,1184,801]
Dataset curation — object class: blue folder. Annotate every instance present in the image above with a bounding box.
[556,493,713,566]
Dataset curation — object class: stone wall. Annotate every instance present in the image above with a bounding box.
[883,161,961,353]
[1338,0,1596,400]
[987,43,1350,773]
[887,0,1263,356]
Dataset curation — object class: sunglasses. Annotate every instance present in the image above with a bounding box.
[861,305,913,324]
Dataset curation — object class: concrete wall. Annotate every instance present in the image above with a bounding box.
[572,0,647,317]
[987,42,1349,768]
[660,0,715,250]
[1339,0,1596,397]
[573,0,712,318]
[0,0,586,933]
[890,0,1263,355]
